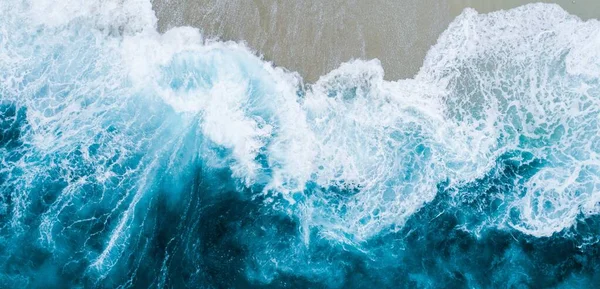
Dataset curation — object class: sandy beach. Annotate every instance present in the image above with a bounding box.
[152,0,600,82]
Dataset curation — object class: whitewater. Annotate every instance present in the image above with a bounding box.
[1,0,600,287]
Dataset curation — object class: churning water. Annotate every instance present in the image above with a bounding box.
[1,1,600,287]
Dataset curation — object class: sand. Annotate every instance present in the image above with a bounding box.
[152,0,600,82]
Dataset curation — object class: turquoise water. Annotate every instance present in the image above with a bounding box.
[1,1,600,287]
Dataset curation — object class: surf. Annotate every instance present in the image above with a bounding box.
[1,0,600,287]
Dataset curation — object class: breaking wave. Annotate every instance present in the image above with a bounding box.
[1,0,600,287]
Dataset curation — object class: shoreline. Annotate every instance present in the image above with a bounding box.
[152,0,599,82]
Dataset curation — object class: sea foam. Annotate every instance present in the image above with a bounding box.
[1,0,600,287]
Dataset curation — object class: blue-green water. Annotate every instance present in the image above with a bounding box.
[1,1,600,288]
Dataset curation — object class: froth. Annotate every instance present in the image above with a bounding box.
[2,2,600,284]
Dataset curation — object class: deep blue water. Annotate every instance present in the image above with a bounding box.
[2,1,600,288]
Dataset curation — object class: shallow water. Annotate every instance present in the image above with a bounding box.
[2,1,600,288]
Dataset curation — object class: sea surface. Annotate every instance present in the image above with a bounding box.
[1,0,600,288]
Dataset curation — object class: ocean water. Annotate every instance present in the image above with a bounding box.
[1,0,600,288]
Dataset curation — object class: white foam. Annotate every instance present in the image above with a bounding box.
[26,0,156,33]
[420,4,600,237]
[2,1,600,281]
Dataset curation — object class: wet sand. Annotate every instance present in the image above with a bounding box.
[152,0,600,82]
